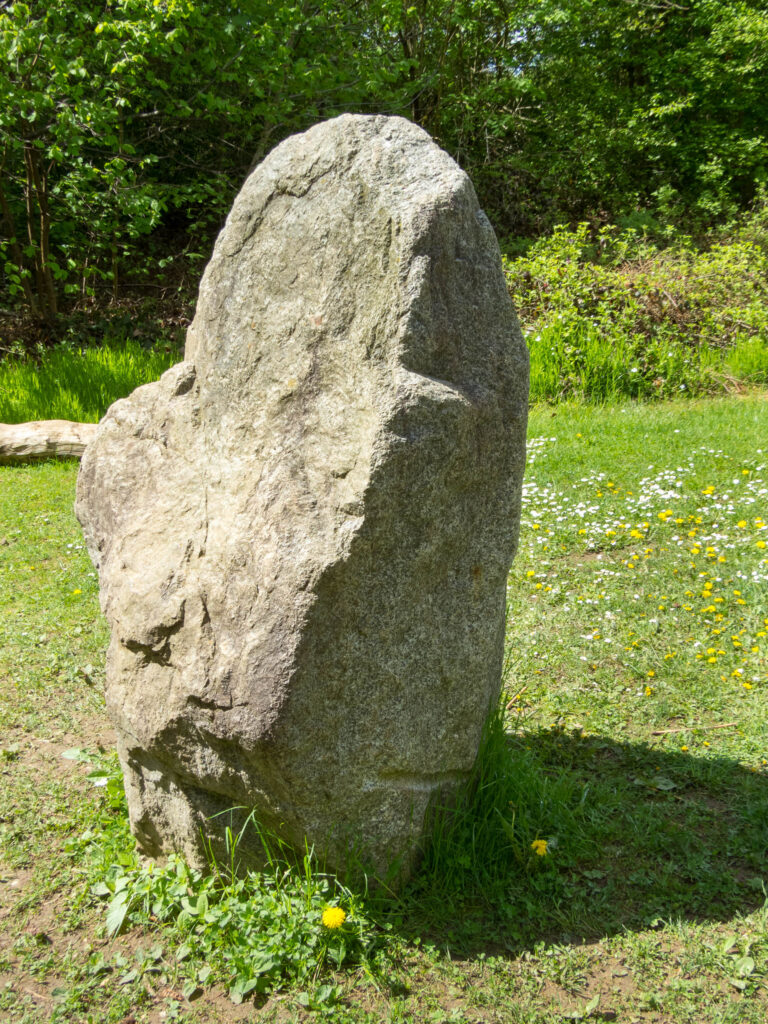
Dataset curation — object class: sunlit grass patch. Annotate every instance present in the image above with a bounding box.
[509,398,768,762]
[2,396,768,1021]
[0,340,179,423]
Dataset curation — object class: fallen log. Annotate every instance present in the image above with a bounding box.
[0,420,98,464]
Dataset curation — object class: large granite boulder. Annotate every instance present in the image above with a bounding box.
[76,114,529,882]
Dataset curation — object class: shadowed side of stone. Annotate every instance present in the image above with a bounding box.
[76,114,529,884]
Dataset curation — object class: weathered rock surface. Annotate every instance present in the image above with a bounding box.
[76,114,529,881]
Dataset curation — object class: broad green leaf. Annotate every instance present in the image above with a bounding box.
[105,891,129,937]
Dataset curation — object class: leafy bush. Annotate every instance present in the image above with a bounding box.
[506,217,768,401]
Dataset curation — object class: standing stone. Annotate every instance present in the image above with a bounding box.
[76,114,529,883]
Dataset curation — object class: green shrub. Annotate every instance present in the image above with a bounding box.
[506,217,768,401]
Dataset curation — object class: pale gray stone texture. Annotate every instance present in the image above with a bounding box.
[76,113,529,882]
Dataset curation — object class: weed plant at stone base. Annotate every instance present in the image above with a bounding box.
[402,706,593,944]
[68,771,381,1009]
[506,215,768,401]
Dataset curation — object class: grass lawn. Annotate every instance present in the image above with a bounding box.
[1,394,767,1023]
[0,341,178,424]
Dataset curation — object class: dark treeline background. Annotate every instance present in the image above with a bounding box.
[1,0,767,336]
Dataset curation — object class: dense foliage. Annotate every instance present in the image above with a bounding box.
[506,203,768,399]
[0,0,400,323]
[502,0,768,235]
[1,0,767,328]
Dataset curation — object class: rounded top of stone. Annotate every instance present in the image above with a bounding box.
[185,114,485,367]
[219,113,472,254]
[259,112,465,193]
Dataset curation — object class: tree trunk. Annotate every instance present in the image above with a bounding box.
[0,172,38,315]
[23,143,58,321]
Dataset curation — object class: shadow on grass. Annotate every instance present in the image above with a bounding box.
[397,724,768,955]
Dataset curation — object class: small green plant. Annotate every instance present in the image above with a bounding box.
[83,796,378,1005]
[409,706,585,920]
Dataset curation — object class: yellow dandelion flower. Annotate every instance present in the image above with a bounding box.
[321,906,347,929]
[531,839,548,857]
